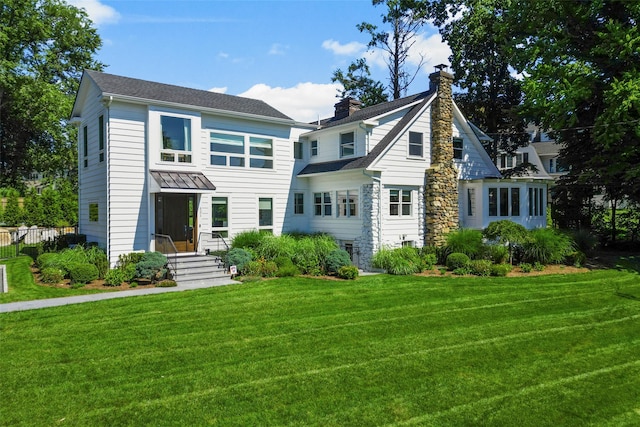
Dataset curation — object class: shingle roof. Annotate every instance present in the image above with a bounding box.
[316,89,434,129]
[85,70,292,120]
[532,141,561,156]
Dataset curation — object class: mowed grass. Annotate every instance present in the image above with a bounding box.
[1,271,640,426]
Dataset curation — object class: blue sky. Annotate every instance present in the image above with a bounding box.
[69,0,451,122]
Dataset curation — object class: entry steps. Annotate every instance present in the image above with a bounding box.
[170,254,229,286]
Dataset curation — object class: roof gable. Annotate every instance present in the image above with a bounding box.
[74,70,292,121]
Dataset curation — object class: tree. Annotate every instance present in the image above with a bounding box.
[0,0,103,188]
[426,0,530,169]
[3,190,22,226]
[331,58,389,107]
[22,187,44,226]
[359,0,428,99]
[483,219,527,264]
[509,1,640,233]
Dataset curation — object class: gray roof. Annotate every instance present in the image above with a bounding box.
[316,89,434,129]
[299,95,429,176]
[150,170,216,191]
[84,70,292,120]
[532,141,561,156]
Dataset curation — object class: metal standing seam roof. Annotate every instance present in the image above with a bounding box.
[150,170,216,191]
[84,70,292,121]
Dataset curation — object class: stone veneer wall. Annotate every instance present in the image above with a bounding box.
[425,69,459,246]
[358,182,380,270]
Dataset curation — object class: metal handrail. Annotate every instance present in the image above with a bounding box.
[197,231,230,254]
[153,233,178,279]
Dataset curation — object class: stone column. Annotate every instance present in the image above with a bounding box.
[425,66,459,246]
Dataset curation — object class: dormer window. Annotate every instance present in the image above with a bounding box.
[340,132,355,157]
[161,116,192,163]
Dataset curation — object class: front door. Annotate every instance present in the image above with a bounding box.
[155,194,197,252]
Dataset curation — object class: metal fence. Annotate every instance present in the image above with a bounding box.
[0,226,80,259]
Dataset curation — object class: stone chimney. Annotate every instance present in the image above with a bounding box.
[425,64,459,246]
[334,97,362,120]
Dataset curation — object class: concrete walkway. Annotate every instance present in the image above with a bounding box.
[0,278,239,313]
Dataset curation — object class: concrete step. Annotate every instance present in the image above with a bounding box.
[168,254,229,284]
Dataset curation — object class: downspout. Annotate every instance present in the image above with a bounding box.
[362,169,382,251]
[104,96,113,265]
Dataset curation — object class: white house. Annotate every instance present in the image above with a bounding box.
[71,67,548,270]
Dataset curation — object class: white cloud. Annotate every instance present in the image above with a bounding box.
[239,82,342,123]
[321,39,366,56]
[269,44,288,55]
[209,87,228,94]
[67,0,120,26]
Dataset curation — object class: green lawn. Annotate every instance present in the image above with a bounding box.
[1,271,639,426]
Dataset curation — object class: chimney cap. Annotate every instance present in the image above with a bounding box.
[434,64,449,72]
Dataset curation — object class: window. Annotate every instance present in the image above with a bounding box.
[489,187,522,217]
[340,132,355,157]
[500,154,506,169]
[506,155,514,168]
[314,192,332,216]
[511,188,520,216]
[210,132,245,167]
[453,137,463,160]
[258,198,273,231]
[528,187,545,216]
[98,115,104,162]
[249,137,273,169]
[337,190,358,217]
[294,141,303,159]
[390,189,411,216]
[212,197,228,238]
[83,126,88,168]
[89,203,99,222]
[310,140,318,157]
[467,188,475,216]
[408,131,423,157]
[549,158,555,173]
[161,116,191,163]
[294,193,304,215]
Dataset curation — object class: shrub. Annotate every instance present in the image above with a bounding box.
[483,220,528,263]
[435,245,452,265]
[519,263,533,273]
[40,267,65,284]
[446,252,471,271]
[490,263,512,277]
[273,256,295,268]
[469,259,492,276]
[338,265,359,280]
[445,228,485,259]
[325,249,352,275]
[371,246,422,275]
[485,244,509,264]
[121,263,137,282]
[276,264,300,277]
[68,263,99,284]
[36,252,59,269]
[85,246,109,279]
[104,269,125,286]
[422,253,437,270]
[231,230,267,250]
[453,267,471,275]
[58,245,89,266]
[565,250,587,267]
[533,262,545,271]
[312,234,339,272]
[521,228,575,264]
[155,279,177,287]
[135,252,168,281]
[291,237,321,275]
[118,252,145,269]
[227,248,253,274]
[255,234,297,260]
[571,229,598,255]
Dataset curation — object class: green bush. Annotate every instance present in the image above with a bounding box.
[291,237,321,275]
[485,244,509,264]
[121,263,137,282]
[36,252,59,269]
[445,228,485,259]
[338,265,359,280]
[519,263,533,273]
[446,253,471,271]
[231,230,268,250]
[565,250,587,267]
[435,245,452,265]
[469,259,492,276]
[227,248,253,274]
[422,253,437,270]
[521,228,575,264]
[533,262,545,271]
[325,249,352,275]
[40,267,65,284]
[244,259,278,277]
[155,280,177,287]
[276,264,300,277]
[311,234,339,272]
[85,246,109,279]
[135,252,168,281]
[68,263,99,284]
[273,256,295,268]
[570,229,598,255]
[255,234,297,260]
[453,267,470,275]
[118,252,145,269]
[371,246,422,275]
[104,269,125,286]
[490,263,512,277]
